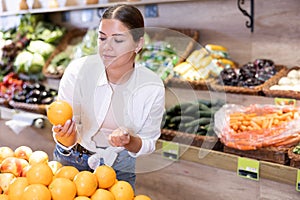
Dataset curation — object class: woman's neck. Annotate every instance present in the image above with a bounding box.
[106,62,134,84]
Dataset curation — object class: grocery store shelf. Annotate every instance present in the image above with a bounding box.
[155,140,298,186]
[0,0,198,17]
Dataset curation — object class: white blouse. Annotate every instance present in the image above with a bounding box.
[53,54,165,158]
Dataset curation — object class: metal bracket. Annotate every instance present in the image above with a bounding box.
[237,0,254,32]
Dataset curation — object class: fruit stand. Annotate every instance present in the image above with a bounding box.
[1,114,300,199]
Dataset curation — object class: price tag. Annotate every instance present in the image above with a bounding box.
[296,170,300,192]
[162,141,179,161]
[274,97,296,106]
[237,157,259,181]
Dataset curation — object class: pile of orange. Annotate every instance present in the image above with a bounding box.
[1,158,152,200]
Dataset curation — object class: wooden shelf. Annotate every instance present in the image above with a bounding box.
[0,0,197,17]
[155,140,298,186]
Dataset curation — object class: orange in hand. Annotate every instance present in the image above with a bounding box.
[47,100,73,126]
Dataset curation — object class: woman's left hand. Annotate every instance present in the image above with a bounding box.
[108,127,131,147]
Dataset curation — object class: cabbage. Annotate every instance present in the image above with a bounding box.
[27,40,55,59]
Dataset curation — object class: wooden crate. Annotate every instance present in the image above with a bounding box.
[224,145,290,165]
[288,147,300,168]
[160,129,223,151]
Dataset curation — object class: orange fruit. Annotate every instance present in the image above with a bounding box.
[26,163,53,186]
[49,177,77,200]
[109,181,134,200]
[94,165,117,189]
[0,194,8,200]
[7,177,29,200]
[54,165,79,181]
[134,195,152,200]
[74,197,91,200]
[22,184,51,200]
[73,171,98,196]
[91,188,115,200]
[47,100,73,126]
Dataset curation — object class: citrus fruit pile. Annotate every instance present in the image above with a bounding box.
[0,146,152,200]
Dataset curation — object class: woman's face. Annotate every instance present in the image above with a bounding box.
[98,19,138,68]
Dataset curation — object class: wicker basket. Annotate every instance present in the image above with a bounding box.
[160,129,223,151]
[262,66,300,100]
[42,28,87,79]
[209,65,287,95]
[0,97,9,108]
[165,77,213,90]
[224,145,290,165]
[151,28,199,63]
[288,147,300,168]
[8,100,47,115]
[156,28,205,90]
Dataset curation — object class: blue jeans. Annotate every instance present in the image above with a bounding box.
[53,145,136,190]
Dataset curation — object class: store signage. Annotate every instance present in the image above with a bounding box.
[162,141,179,161]
[274,97,296,107]
[237,157,259,181]
[296,170,300,192]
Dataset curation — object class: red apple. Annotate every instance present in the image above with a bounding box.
[14,146,33,161]
[0,173,15,194]
[0,147,14,163]
[28,150,49,165]
[0,157,23,177]
[47,160,63,174]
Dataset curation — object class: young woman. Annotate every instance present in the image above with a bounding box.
[51,4,165,189]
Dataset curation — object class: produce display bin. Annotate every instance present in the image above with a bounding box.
[209,65,287,95]
[263,66,300,100]
[160,129,223,151]
[42,28,88,79]
[165,77,213,90]
[8,100,47,115]
[288,147,300,168]
[224,145,290,165]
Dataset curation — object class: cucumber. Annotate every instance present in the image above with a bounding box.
[199,103,210,111]
[170,116,195,124]
[178,102,195,110]
[184,117,212,128]
[197,99,212,107]
[167,123,178,130]
[183,104,199,115]
[166,105,181,116]
[198,110,215,118]
[185,126,198,134]
[196,130,207,135]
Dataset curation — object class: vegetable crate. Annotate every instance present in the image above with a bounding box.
[160,129,223,151]
[288,147,300,168]
[224,146,290,165]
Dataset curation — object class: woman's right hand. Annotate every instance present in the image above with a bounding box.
[52,119,77,147]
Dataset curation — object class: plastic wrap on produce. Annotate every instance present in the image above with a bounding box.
[214,104,300,150]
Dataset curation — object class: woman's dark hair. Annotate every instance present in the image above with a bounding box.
[102,4,145,42]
